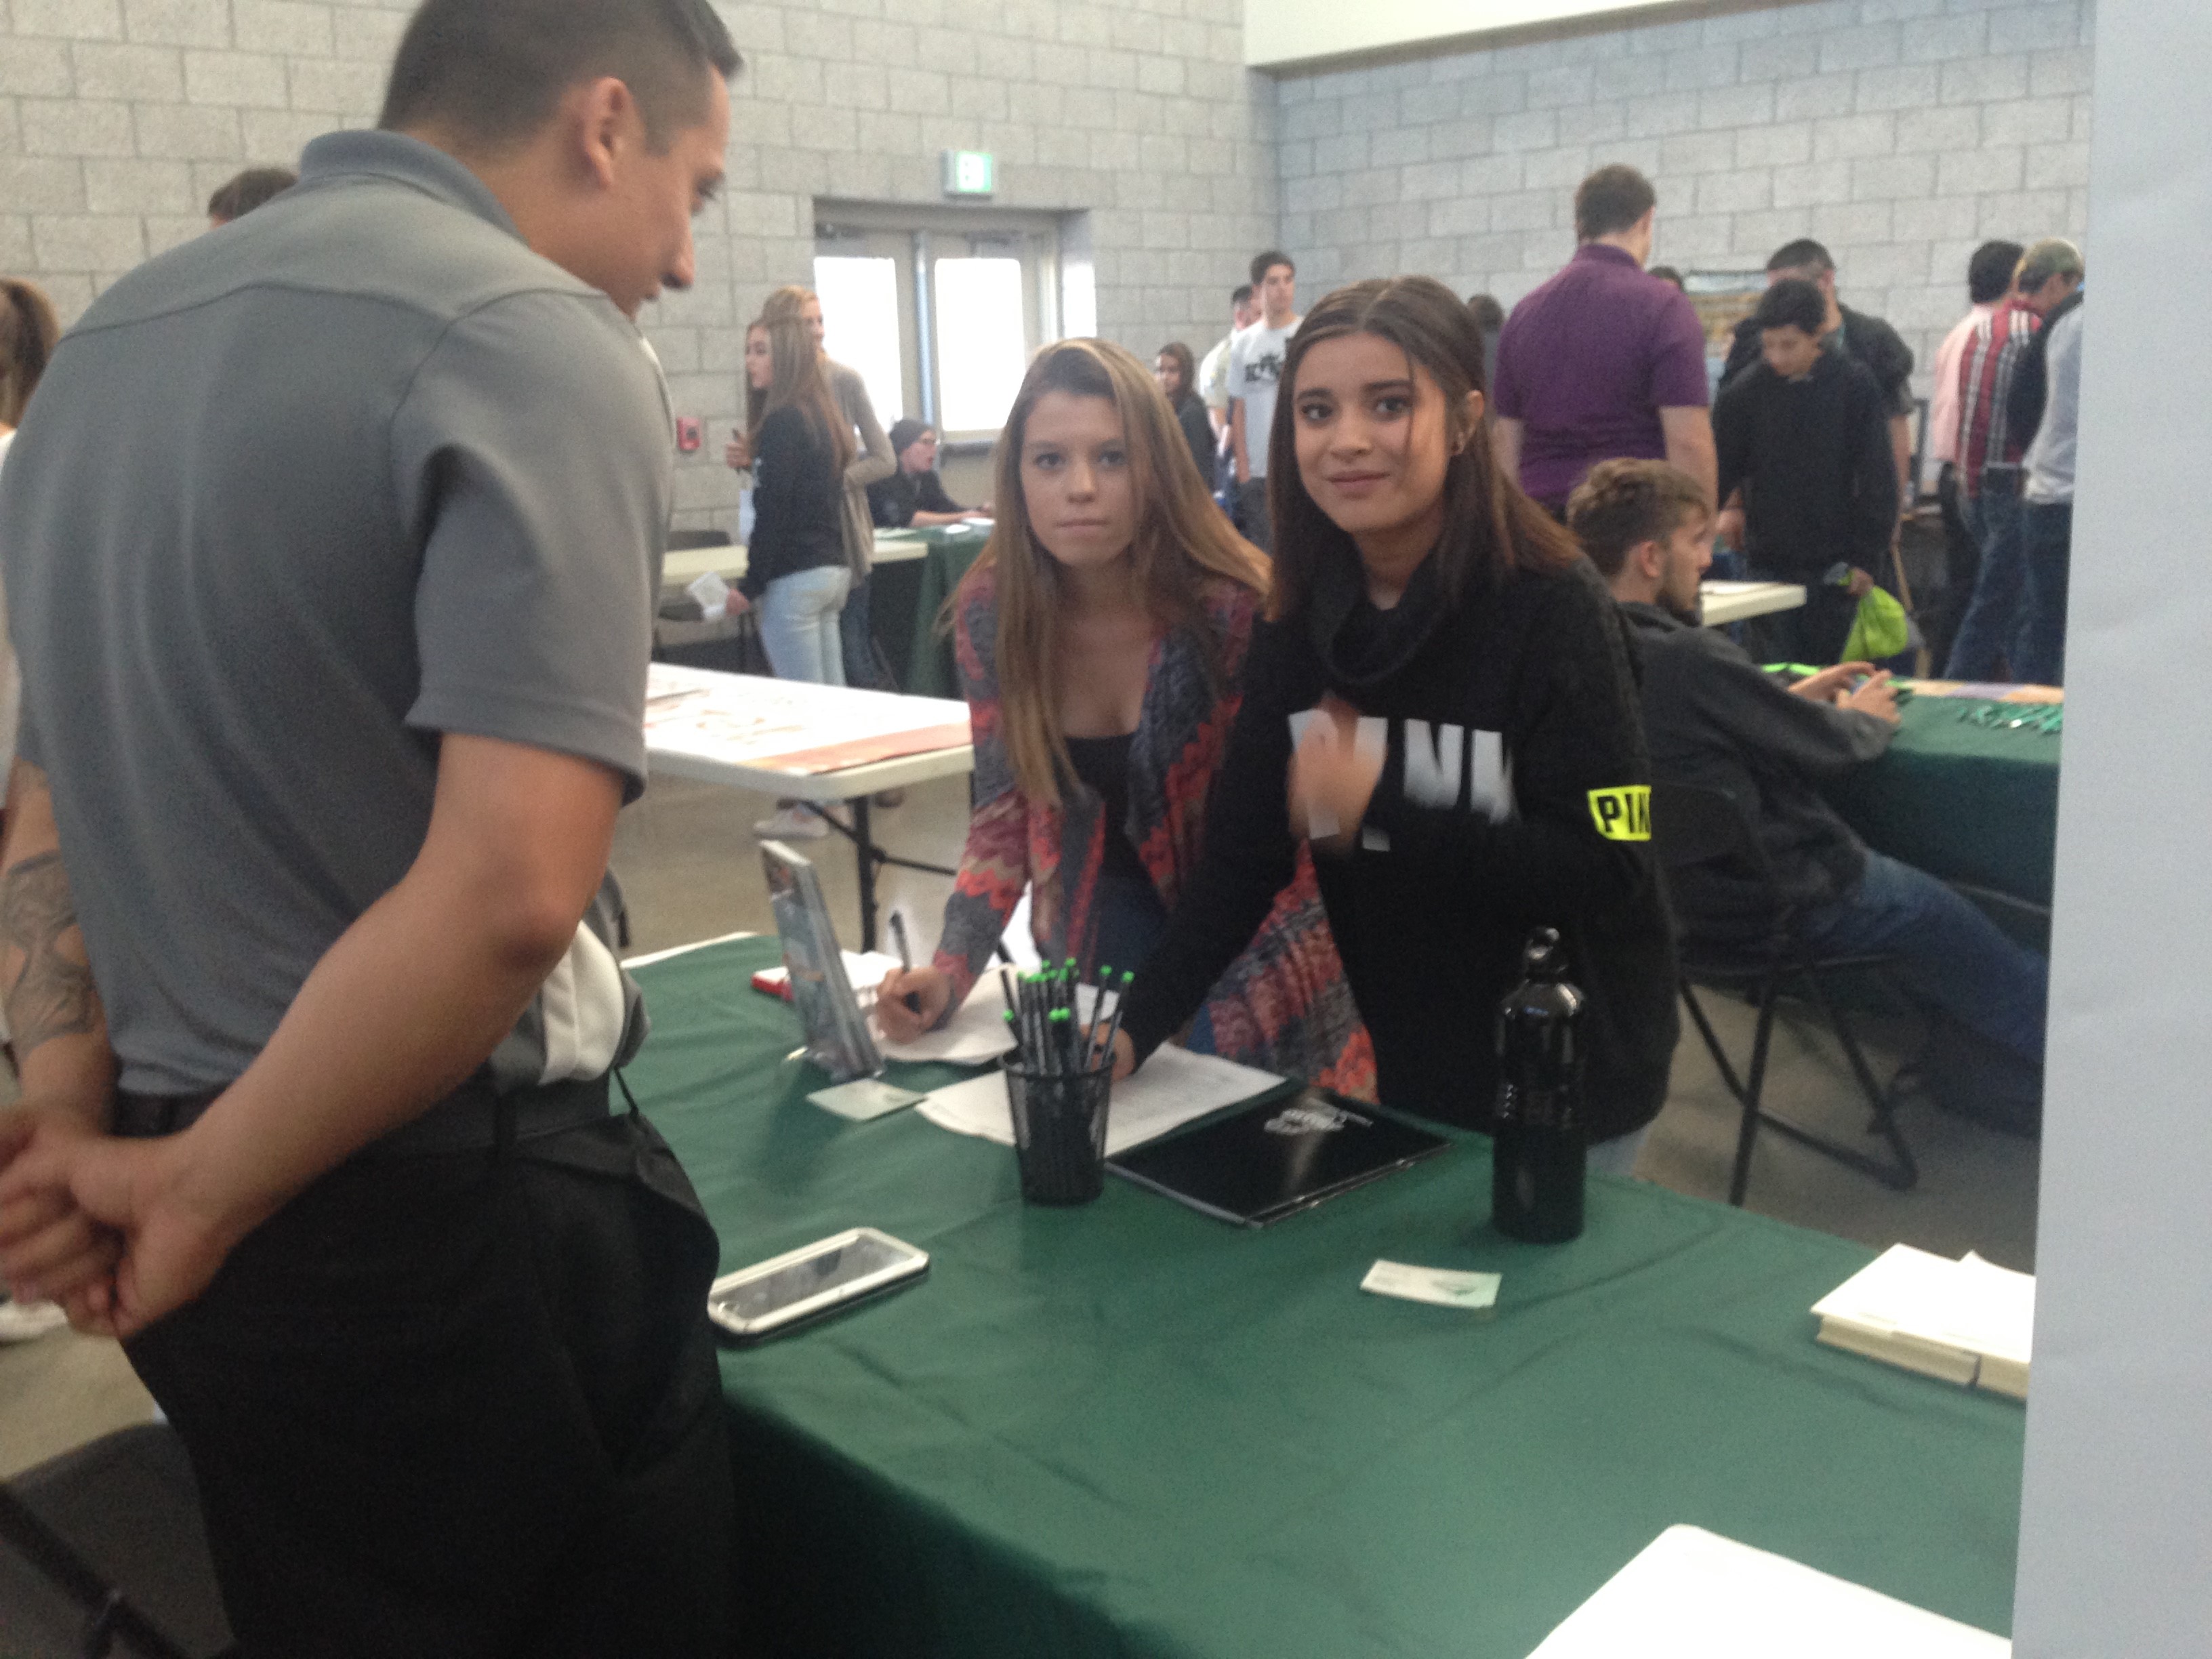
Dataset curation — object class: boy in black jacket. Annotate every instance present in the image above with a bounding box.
[1571,459,2046,1065]
[1713,279,1899,665]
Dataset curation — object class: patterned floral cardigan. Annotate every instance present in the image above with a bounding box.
[930,561,1373,1095]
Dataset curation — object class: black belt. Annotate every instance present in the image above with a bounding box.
[111,1073,615,1158]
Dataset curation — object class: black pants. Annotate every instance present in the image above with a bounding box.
[1235,477,1273,554]
[124,1110,733,1658]
[1740,570,1858,666]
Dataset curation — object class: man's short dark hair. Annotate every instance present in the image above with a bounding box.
[1573,165,1656,242]
[207,166,298,223]
[1465,292,1504,332]
[1765,238,1835,276]
[380,0,741,151]
[1250,250,1294,287]
[1231,283,1254,309]
[1755,277,1826,335]
[1568,459,1711,579]
[1968,240,2026,305]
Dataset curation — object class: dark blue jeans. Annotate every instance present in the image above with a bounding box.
[1797,851,2047,1063]
[2018,499,2072,687]
[1943,469,2026,680]
[837,569,893,692]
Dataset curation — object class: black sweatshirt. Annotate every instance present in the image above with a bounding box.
[1714,348,1898,581]
[1120,552,1679,1141]
[741,406,846,599]
[2004,286,2083,453]
[867,466,964,528]
[1621,602,1893,945]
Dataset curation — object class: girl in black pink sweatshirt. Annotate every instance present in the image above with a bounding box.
[1115,276,1679,1153]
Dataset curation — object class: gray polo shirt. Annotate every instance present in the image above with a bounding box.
[0,131,669,1097]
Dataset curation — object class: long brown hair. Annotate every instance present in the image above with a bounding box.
[1266,275,1582,622]
[960,337,1269,807]
[0,279,60,430]
[744,315,852,472]
[1155,340,1198,411]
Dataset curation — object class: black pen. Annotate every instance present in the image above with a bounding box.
[886,912,922,1015]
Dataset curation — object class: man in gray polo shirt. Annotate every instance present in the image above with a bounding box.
[0,0,741,1650]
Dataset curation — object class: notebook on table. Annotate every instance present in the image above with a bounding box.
[1106,1087,1448,1228]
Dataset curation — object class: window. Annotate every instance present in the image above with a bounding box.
[932,255,1029,436]
[813,254,904,442]
[813,204,1067,443]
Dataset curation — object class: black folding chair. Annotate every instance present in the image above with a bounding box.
[0,1422,234,1658]
[1651,781,1919,1206]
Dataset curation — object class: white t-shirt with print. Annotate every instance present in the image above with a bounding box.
[1228,316,1299,480]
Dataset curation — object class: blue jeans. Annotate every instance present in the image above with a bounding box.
[1797,851,2047,1064]
[1942,470,2026,680]
[2017,499,2072,687]
[756,565,851,686]
[838,570,893,691]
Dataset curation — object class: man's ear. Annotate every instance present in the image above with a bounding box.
[1633,537,1666,582]
[569,75,636,191]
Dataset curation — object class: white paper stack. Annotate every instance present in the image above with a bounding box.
[1810,1244,2034,1399]
[916,1044,1281,1158]
[1527,1525,2010,1658]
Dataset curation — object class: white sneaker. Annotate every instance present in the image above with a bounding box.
[0,1297,68,1342]
[752,804,830,840]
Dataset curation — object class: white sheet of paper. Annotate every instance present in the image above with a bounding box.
[874,980,1116,1067]
[916,1043,1281,1158]
[1360,1260,1500,1310]
[876,991,1018,1065]
[1527,1526,2010,1658]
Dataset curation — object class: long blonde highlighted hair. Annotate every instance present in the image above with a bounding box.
[960,337,1269,807]
[744,315,853,472]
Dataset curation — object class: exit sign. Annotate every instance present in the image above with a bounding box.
[941,150,996,197]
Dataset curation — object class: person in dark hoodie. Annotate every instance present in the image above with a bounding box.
[1113,276,1678,1172]
[1570,457,2046,1065]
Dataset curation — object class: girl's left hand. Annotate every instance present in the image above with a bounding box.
[1288,695,1382,853]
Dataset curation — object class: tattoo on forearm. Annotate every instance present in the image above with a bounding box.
[0,851,98,1054]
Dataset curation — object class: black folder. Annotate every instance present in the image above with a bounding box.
[1106,1088,1448,1227]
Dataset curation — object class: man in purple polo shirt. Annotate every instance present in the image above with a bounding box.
[1491,165,1715,516]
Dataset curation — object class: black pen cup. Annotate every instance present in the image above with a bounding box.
[1004,1063,1111,1205]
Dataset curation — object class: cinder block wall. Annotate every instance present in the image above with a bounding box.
[0,0,1279,530]
[1275,0,2093,405]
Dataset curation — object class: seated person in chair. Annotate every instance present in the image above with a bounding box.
[1570,458,2046,1067]
[867,419,983,529]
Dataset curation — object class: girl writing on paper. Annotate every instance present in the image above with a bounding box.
[874,340,1369,1092]
[1113,278,1679,1170]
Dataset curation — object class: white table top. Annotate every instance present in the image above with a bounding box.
[1699,579,1806,626]
[661,525,991,591]
[642,662,974,800]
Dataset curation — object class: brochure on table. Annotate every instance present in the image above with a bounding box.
[644,663,970,776]
[1527,1525,2009,1657]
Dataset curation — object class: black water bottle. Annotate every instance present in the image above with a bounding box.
[1490,928,1587,1244]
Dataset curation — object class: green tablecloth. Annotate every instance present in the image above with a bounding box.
[629,936,2023,1659]
[1829,694,2060,906]
[868,524,991,697]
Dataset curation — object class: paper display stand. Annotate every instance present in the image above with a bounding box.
[762,840,882,1084]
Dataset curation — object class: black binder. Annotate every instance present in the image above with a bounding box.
[1106,1088,1448,1227]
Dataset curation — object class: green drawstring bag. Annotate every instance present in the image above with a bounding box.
[1841,584,1909,663]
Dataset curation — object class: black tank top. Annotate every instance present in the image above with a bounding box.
[1063,733,1149,880]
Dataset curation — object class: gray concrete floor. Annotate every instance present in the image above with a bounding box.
[1,771,2039,1477]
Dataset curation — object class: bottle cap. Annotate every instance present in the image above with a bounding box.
[1521,927,1566,981]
